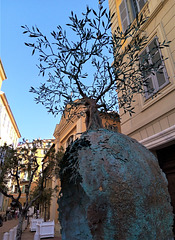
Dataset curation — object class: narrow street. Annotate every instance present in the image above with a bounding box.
[0,219,18,239]
[0,219,62,240]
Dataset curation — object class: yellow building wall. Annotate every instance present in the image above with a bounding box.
[0,60,21,211]
[5,140,54,211]
[109,0,175,148]
[0,60,20,148]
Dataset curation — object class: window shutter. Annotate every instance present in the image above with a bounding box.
[119,0,130,32]
[132,0,139,15]
[148,38,166,88]
[140,45,155,98]
[22,185,25,193]
[137,0,147,11]
[144,77,154,98]
[140,36,169,100]
[156,72,166,88]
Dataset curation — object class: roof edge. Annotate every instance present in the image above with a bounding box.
[0,91,21,138]
[0,59,7,81]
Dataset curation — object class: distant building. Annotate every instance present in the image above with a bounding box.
[54,106,121,152]
[109,0,175,232]
[6,139,54,210]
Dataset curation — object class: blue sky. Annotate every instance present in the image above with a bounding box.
[1,0,110,141]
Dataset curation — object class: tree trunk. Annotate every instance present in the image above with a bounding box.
[85,99,103,130]
[16,213,24,240]
[44,202,47,222]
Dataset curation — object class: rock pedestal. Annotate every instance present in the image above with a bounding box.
[58,129,173,240]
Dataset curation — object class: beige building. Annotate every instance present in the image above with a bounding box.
[54,107,120,151]
[8,139,54,208]
[0,92,21,148]
[109,0,175,232]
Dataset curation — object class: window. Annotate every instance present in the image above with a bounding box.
[119,0,147,32]
[6,121,10,133]
[14,185,18,193]
[46,142,51,148]
[10,126,13,139]
[3,113,7,127]
[18,170,21,178]
[25,185,29,193]
[44,149,48,154]
[22,185,25,193]
[140,37,169,99]
[24,171,28,181]
[22,185,29,193]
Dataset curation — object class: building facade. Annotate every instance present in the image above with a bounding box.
[0,59,21,148]
[0,92,21,148]
[6,139,55,211]
[54,107,121,152]
[0,59,21,210]
[108,0,175,231]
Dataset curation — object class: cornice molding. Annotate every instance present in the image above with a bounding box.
[0,91,21,138]
[139,0,169,31]
[139,125,175,149]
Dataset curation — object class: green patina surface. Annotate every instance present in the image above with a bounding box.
[58,129,173,240]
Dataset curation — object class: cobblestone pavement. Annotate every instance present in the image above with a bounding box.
[0,219,62,240]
